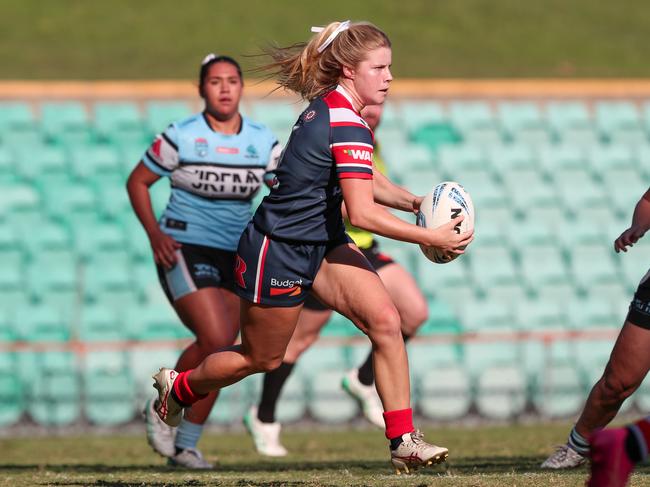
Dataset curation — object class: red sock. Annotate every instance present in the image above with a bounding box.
[383,408,414,439]
[172,370,207,406]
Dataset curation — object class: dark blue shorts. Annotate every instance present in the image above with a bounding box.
[234,222,351,307]
[628,269,650,329]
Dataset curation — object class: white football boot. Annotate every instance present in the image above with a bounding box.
[243,406,288,457]
[152,368,184,427]
[390,430,449,474]
[168,448,214,469]
[540,444,587,469]
[143,395,176,457]
[341,369,384,428]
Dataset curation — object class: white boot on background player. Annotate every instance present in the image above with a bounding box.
[243,406,288,457]
[341,369,385,428]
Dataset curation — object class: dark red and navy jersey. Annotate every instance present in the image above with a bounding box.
[253,85,374,243]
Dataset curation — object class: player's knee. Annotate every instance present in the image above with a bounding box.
[250,355,284,373]
[601,369,642,403]
[367,304,402,345]
[401,299,428,335]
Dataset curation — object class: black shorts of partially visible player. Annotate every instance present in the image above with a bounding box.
[156,242,236,303]
[234,222,352,307]
[303,240,396,311]
[628,269,650,329]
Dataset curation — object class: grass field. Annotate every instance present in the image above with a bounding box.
[1,0,650,79]
[2,423,649,486]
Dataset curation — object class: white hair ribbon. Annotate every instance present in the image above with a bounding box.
[310,20,351,53]
[201,53,218,65]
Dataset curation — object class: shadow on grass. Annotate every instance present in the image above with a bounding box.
[1,456,649,483]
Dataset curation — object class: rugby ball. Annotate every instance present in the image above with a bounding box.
[416,181,474,264]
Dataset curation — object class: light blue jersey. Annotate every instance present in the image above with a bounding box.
[142,113,281,251]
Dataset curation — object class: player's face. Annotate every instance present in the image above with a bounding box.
[201,61,242,120]
[353,47,392,107]
[360,104,383,131]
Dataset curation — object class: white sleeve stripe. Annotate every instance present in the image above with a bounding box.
[330,142,374,149]
[329,107,367,124]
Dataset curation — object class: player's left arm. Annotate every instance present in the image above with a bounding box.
[372,167,422,214]
[614,187,650,253]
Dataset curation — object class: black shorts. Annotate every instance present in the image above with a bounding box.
[628,270,650,329]
[156,242,236,303]
[234,222,351,307]
[303,241,395,311]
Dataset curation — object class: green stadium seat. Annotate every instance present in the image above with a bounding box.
[28,371,81,426]
[69,144,121,180]
[78,304,124,342]
[251,101,299,132]
[400,168,444,195]
[618,247,649,291]
[121,214,151,261]
[419,298,461,334]
[458,298,515,332]
[594,101,640,137]
[125,303,180,340]
[0,102,35,131]
[145,101,192,132]
[502,170,556,214]
[487,143,537,173]
[383,144,434,171]
[26,253,78,318]
[416,363,471,420]
[0,374,23,426]
[449,101,494,131]
[498,102,548,143]
[93,102,143,139]
[537,143,587,176]
[131,262,161,303]
[14,144,67,181]
[82,253,133,306]
[509,220,555,248]
[463,177,507,213]
[416,254,470,299]
[301,346,357,423]
[569,244,619,291]
[438,144,486,174]
[40,101,88,130]
[0,289,31,320]
[463,327,521,373]
[0,146,18,183]
[545,101,591,134]
[373,236,418,275]
[84,351,135,425]
[515,297,567,331]
[97,182,131,221]
[0,254,24,298]
[0,184,40,220]
[74,221,126,260]
[476,364,526,419]
[410,124,460,152]
[43,182,97,224]
[469,246,520,293]
[19,220,71,258]
[0,311,15,343]
[533,362,584,418]
[14,304,70,342]
[2,126,46,149]
[400,101,446,132]
[376,101,401,129]
[604,168,646,217]
[589,144,637,175]
[520,246,571,300]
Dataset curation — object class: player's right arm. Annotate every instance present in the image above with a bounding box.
[615,188,650,253]
[126,126,182,268]
[341,177,472,254]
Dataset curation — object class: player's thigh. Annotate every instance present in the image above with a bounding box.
[285,307,333,361]
[239,301,303,369]
[173,287,240,346]
[377,263,428,326]
[311,243,398,336]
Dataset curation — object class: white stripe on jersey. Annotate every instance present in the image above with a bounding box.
[337,162,373,169]
[253,236,269,303]
[328,107,367,126]
[330,142,374,149]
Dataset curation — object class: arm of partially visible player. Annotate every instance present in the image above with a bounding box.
[614,188,650,253]
[341,178,472,253]
[371,167,422,214]
[126,126,182,268]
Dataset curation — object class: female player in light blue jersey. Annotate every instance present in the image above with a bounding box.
[126,54,281,469]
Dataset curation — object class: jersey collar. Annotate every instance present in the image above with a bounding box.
[334,85,360,114]
[202,111,244,135]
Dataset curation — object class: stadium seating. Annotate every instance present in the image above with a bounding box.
[2,96,650,425]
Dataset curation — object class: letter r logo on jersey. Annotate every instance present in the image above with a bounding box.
[234,255,247,289]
